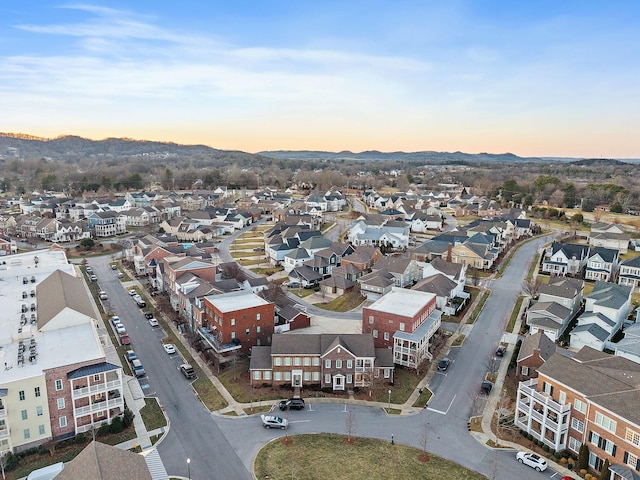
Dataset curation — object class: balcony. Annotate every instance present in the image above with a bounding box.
[0,427,8,439]
[72,380,122,399]
[0,407,6,419]
[518,379,571,415]
[198,327,241,354]
[74,397,123,416]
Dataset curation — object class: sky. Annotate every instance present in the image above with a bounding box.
[1,1,639,158]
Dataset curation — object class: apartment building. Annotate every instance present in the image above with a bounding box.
[0,250,123,453]
[362,287,441,369]
[199,290,275,356]
[515,347,640,479]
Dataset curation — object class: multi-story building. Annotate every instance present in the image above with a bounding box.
[515,347,640,478]
[87,211,126,237]
[199,290,274,356]
[249,334,394,392]
[0,250,123,453]
[362,288,441,369]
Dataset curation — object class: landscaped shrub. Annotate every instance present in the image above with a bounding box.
[542,444,550,452]
[578,444,589,471]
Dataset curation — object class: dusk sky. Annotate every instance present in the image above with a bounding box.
[2,1,639,157]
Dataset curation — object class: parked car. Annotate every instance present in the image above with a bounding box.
[136,299,147,308]
[283,281,300,288]
[148,317,159,327]
[89,275,98,282]
[252,247,265,252]
[261,415,288,430]
[117,272,124,279]
[116,323,126,334]
[132,359,146,377]
[119,334,131,346]
[495,346,507,357]
[143,311,154,319]
[481,381,493,394]
[179,363,196,379]
[128,289,137,296]
[516,451,547,472]
[86,267,93,274]
[132,294,143,302]
[279,398,305,411]
[126,350,137,363]
[111,316,121,326]
[163,343,176,354]
[98,291,108,300]
[437,358,451,372]
[111,264,118,270]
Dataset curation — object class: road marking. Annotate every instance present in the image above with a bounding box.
[288,420,311,424]
[426,394,456,415]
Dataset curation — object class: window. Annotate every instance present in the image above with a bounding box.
[384,332,389,341]
[588,452,603,471]
[625,452,639,469]
[55,379,63,391]
[274,357,282,366]
[274,372,282,381]
[303,372,310,381]
[372,330,378,338]
[324,374,331,384]
[384,369,390,378]
[542,381,553,396]
[256,326,261,333]
[284,372,291,381]
[36,406,43,417]
[595,412,617,433]
[94,374,101,381]
[245,328,250,336]
[626,428,640,446]
[399,322,405,331]
[294,357,301,366]
[21,410,28,420]
[559,390,566,404]
[231,318,235,326]
[304,357,311,366]
[574,398,587,414]
[568,436,582,453]
[24,429,30,440]
[264,371,271,380]
[313,358,320,366]
[59,416,67,428]
[325,360,331,368]
[231,331,236,339]
[34,387,41,397]
[313,372,320,381]
[285,357,292,366]
[18,390,25,401]
[39,425,45,435]
[253,371,261,380]
[346,360,353,369]
[336,360,342,369]
[57,398,65,409]
[603,439,616,455]
[257,313,261,321]
[521,366,529,376]
[590,431,601,447]
[369,315,374,324]
[571,418,585,433]
[347,374,352,384]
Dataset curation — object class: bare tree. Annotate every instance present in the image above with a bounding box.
[485,351,499,374]
[521,277,543,299]
[220,261,246,282]
[419,422,430,460]
[0,449,8,480]
[345,410,357,443]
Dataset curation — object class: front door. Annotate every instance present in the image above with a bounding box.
[292,369,302,387]
[333,374,345,391]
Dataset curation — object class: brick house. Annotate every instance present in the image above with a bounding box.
[362,288,441,369]
[199,290,275,355]
[515,332,557,381]
[515,347,640,478]
[249,334,394,392]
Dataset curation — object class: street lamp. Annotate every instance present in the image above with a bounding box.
[187,458,191,480]
[388,389,391,411]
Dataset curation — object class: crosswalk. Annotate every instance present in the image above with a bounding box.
[144,448,170,480]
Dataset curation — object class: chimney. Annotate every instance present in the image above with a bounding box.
[446,243,452,262]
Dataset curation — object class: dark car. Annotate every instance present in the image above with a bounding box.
[143,311,154,319]
[437,358,451,372]
[136,300,146,308]
[495,346,507,357]
[481,381,493,394]
[279,398,305,411]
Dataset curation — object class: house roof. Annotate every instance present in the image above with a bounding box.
[372,256,413,274]
[289,265,323,282]
[621,255,640,268]
[55,441,152,480]
[67,362,120,380]
[204,290,270,313]
[539,276,583,300]
[588,246,619,263]
[517,331,557,363]
[319,276,355,289]
[269,334,376,358]
[412,274,457,297]
[570,322,609,341]
[249,346,273,370]
[366,287,435,318]
[430,257,464,280]
[550,242,589,259]
[358,269,395,288]
[278,305,309,322]
[587,281,632,309]
[37,269,97,328]
[528,301,571,320]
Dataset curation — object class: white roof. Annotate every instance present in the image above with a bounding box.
[367,287,436,318]
[205,290,270,313]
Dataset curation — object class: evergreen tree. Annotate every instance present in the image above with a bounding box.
[578,444,589,471]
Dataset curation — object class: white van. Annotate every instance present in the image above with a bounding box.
[132,359,146,378]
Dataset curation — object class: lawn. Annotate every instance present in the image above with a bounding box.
[289,288,316,298]
[254,434,489,480]
[139,398,167,431]
[313,290,365,312]
[506,296,525,333]
[373,367,422,404]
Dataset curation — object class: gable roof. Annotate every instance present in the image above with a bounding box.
[588,246,619,263]
[37,269,96,328]
[587,281,632,309]
[412,274,457,297]
[517,331,556,363]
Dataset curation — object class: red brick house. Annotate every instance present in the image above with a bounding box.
[249,334,394,392]
[200,290,275,355]
[516,331,557,381]
[341,246,382,272]
[362,288,441,369]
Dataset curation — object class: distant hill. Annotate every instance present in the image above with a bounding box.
[258,149,549,163]
[569,158,629,167]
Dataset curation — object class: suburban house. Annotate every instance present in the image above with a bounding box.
[319,274,355,296]
[249,334,395,392]
[283,248,312,273]
[362,288,442,369]
[412,274,462,315]
[287,265,323,288]
[274,306,311,333]
[584,247,620,282]
[515,347,640,478]
[538,277,584,316]
[87,211,126,237]
[618,256,640,292]
[614,323,640,365]
[371,256,421,288]
[589,223,630,255]
[527,299,574,342]
[410,213,442,233]
[358,269,395,300]
[347,220,410,249]
[570,281,632,351]
[516,331,557,381]
[341,246,382,272]
[199,290,275,356]
[0,235,17,255]
[542,242,590,277]
[450,241,498,271]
